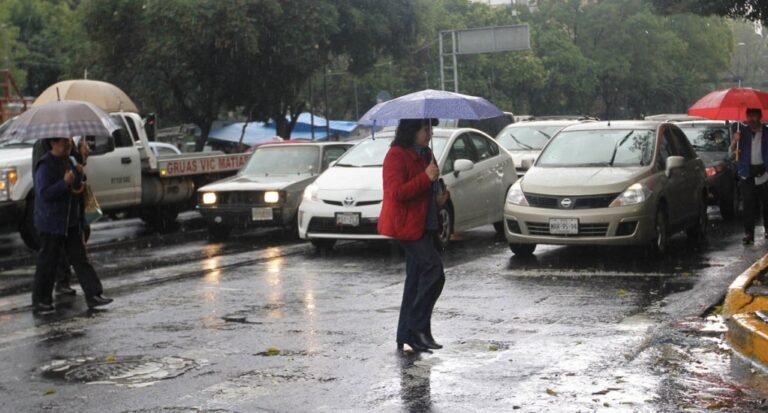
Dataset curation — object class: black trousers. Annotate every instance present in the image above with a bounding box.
[740,177,768,237]
[397,232,446,342]
[32,226,103,305]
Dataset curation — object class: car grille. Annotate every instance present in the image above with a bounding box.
[215,191,263,205]
[307,217,379,235]
[525,222,609,237]
[526,193,619,209]
[322,200,382,207]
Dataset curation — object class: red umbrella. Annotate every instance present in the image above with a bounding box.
[688,88,768,121]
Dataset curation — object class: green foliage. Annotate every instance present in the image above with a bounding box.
[652,0,768,25]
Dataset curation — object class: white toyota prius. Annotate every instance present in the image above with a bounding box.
[298,128,518,249]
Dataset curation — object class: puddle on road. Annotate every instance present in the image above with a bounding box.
[40,355,198,387]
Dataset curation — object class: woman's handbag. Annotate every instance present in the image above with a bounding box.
[83,184,104,225]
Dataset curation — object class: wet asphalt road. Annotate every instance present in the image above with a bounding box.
[1,210,768,412]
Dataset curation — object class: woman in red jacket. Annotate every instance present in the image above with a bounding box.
[379,118,449,352]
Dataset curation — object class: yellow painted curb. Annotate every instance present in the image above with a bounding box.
[723,253,768,318]
[727,312,768,367]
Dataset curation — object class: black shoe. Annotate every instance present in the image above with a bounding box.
[397,340,430,352]
[412,331,442,350]
[743,235,754,245]
[55,284,76,296]
[425,333,443,350]
[86,295,113,309]
[33,303,55,314]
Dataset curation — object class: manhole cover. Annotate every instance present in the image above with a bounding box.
[41,355,198,386]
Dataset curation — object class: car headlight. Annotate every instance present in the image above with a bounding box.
[303,184,319,202]
[0,168,15,201]
[609,183,650,207]
[264,191,280,204]
[506,181,528,206]
[201,192,217,205]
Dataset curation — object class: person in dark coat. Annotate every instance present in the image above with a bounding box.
[32,139,77,296]
[730,108,768,244]
[379,118,450,352]
[31,137,112,314]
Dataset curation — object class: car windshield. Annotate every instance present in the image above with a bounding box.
[335,136,448,167]
[678,125,729,152]
[241,146,320,176]
[537,129,655,167]
[496,125,564,150]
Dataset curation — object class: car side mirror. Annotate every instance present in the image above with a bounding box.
[665,155,685,177]
[520,158,534,170]
[89,135,116,156]
[453,159,474,176]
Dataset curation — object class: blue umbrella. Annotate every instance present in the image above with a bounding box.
[357,89,504,126]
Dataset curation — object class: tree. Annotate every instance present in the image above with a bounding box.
[652,0,768,24]
[0,2,25,90]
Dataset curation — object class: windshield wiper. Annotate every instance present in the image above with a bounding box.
[505,132,534,150]
[334,163,359,167]
[536,130,552,140]
[609,131,634,166]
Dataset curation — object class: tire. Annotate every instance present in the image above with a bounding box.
[19,198,40,251]
[718,195,735,221]
[311,239,336,250]
[493,221,505,235]
[651,208,669,254]
[207,225,231,242]
[686,198,708,243]
[436,206,453,250]
[509,243,536,256]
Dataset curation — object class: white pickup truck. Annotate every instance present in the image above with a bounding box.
[0,111,249,249]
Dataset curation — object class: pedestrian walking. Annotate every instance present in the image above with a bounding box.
[31,137,112,314]
[378,118,449,352]
[32,139,77,296]
[731,108,768,244]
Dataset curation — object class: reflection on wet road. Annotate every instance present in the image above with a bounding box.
[0,214,767,411]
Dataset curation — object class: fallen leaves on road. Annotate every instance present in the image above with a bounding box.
[592,387,622,395]
[617,289,628,297]
[43,388,56,396]
[546,388,558,396]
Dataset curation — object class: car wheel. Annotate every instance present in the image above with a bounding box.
[651,208,669,254]
[509,243,536,256]
[718,195,735,221]
[436,207,453,250]
[686,199,708,243]
[311,239,336,250]
[493,221,505,235]
[208,225,232,242]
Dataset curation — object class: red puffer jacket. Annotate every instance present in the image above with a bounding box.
[378,145,432,241]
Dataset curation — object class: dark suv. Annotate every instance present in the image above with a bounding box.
[675,120,736,219]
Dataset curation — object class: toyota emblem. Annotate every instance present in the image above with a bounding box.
[343,197,355,207]
[560,198,573,208]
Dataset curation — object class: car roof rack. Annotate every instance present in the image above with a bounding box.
[523,115,599,122]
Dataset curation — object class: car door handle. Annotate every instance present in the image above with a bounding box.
[121,157,132,164]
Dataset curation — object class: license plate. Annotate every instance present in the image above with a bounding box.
[335,212,360,227]
[549,218,578,235]
[251,207,274,221]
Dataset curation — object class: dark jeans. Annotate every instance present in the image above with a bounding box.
[397,232,446,342]
[32,226,103,305]
[740,177,768,237]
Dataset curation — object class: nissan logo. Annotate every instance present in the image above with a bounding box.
[560,198,573,209]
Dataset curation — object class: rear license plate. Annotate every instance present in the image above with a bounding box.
[252,207,274,221]
[549,218,578,235]
[335,212,361,227]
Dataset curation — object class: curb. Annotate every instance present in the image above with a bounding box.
[723,253,768,318]
[724,252,768,368]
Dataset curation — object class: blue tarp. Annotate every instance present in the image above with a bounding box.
[208,113,357,146]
